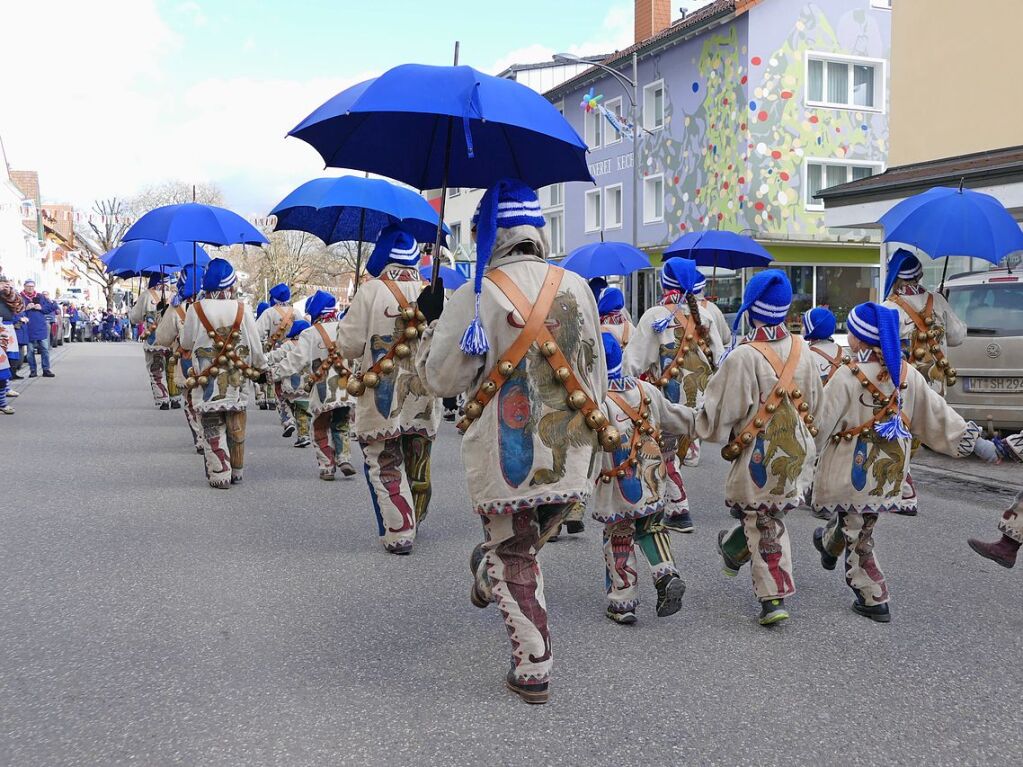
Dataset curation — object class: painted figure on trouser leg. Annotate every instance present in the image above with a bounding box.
[265,319,313,448]
[418,180,609,704]
[256,284,298,432]
[178,259,266,489]
[695,270,823,626]
[811,302,996,620]
[131,273,179,409]
[338,227,439,554]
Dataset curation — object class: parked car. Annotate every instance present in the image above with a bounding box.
[944,267,1023,433]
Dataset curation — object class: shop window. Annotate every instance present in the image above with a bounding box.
[815,265,878,332]
[449,222,462,249]
[539,183,563,209]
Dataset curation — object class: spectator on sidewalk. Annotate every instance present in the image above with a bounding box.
[20,280,56,377]
[0,272,25,405]
[67,303,80,342]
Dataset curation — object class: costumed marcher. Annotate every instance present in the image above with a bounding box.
[623,257,723,533]
[417,179,609,705]
[882,248,967,516]
[593,332,694,624]
[271,290,354,480]
[338,226,440,553]
[266,319,313,449]
[254,301,271,409]
[695,269,823,626]
[178,259,265,489]
[811,302,996,621]
[968,431,1023,568]
[155,264,206,452]
[684,271,731,468]
[256,283,297,431]
[130,273,180,409]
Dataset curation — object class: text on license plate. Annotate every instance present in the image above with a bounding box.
[964,376,1023,392]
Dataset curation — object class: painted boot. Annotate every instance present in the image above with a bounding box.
[967,536,1020,569]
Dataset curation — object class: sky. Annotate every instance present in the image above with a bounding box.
[0,0,692,217]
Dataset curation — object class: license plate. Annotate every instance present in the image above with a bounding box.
[964,376,1023,392]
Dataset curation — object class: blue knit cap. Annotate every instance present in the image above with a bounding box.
[256,301,270,318]
[178,264,205,302]
[597,286,625,314]
[269,283,291,305]
[733,268,792,334]
[802,306,836,340]
[305,289,337,322]
[287,319,311,339]
[589,277,609,303]
[884,248,924,298]
[660,257,700,293]
[847,301,911,440]
[693,272,707,295]
[366,225,420,278]
[202,258,237,292]
[602,332,623,381]
[148,273,170,288]
[463,179,546,355]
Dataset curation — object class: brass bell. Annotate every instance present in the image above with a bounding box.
[917,331,929,342]
[418,323,427,334]
[643,397,651,405]
[947,367,958,377]
[394,343,411,359]
[754,417,765,428]
[831,435,841,444]
[498,360,514,377]
[555,366,571,382]
[465,401,483,419]
[791,389,802,400]
[937,358,949,369]
[775,387,787,398]
[231,330,240,339]
[481,380,498,395]
[403,326,419,340]
[765,403,777,414]
[586,410,608,430]
[416,310,426,322]
[740,432,753,445]
[681,346,690,355]
[925,316,935,326]
[849,366,860,375]
[805,414,815,424]
[644,425,656,436]
[843,433,853,441]
[599,426,621,451]
[347,378,366,396]
[860,379,870,388]
[185,377,197,388]
[667,366,679,378]
[216,354,226,365]
[209,366,220,377]
[540,341,558,358]
[456,417,473,432]
[722,444,741,461]
[207,330,216,338]
[215,340,225,350]
[600,475,613,485]
[379,358,395,374]
[567,390,588,410]
[799,401,810,412]
[401,307,416,321]
[197,375,209,386]
[616,469,626,478]
[928,345,940,354]
[657,377,670,388]
[363,371,380,388]
[685,333,694,342]
[808,426,819,437]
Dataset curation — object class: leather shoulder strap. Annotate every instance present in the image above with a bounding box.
[314,322,335,352]
[381,278,411,311]
[193,302,215,335]
[174,306,186,322]
[608,390,642,424]
[891,294,930,332]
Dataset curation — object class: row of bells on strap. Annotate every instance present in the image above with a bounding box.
[600,400,655,483]
[720,387,816,461]
[656,334,696,387]
[183,331,259,388]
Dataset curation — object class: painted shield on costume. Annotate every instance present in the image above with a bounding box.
[614,438,643,505]
[498,375,532,488]
[851,436,868,491]
[658,349,682,404]
[748,435,767,489]
[370,333,396,417]
[289,373,303,391]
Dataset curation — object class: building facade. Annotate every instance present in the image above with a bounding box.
[546,0,892,328]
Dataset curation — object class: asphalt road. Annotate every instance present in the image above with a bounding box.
[1,343,1021,766]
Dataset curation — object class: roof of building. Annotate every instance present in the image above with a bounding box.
[816,144,1023,206]
[544,0,742,100]
[496,54,610,79]
[9,170,39,203]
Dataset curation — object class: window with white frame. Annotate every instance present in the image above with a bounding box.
[584,107,603,149]
[604,97,623,144]
[538,184,564,209]
[643,174,664,223]
[449,222,462,251]
[870,0,892,9]
[643,80,665,130]
[604,184,623,229]
[449,187,462,197]
[806,53,884,110]
[804,159,882,209]
[547,211,565,257]
[585,188,602,232]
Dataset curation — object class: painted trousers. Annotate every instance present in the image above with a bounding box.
[200,409,246,487]
[361,433,433,552]
[604,512,678,614]
[313,407,352,476]
[475,503,572,686]
[183,388,202,450]
[720,507,795,601]
[256,380,275,407]
[660,437,690,524]
[274,382,295,434]
[144,348,176,406]
[820,511,889,606]
[290,400,310,441]
[998,491,1023,544]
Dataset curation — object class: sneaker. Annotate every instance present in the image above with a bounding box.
[758,598,790,626]
[282,424,296,438]
[208,479,231,490]
[470,580,490,609]
[505,669,549,705]
[159,402,170,411]
[0,405,14,415]
[606,607,637,625]
[813,528,838,571]
[230,472,243,485]
[443,409,456,422]
[11,372,24,380]
[339,461,357,478]
[195,446,204,454]
[564,520,585,534]
[42,370,55,378]
[469,543,486,576]
[6,390,17,398]
[891,504,918,517]
[654,574,686,617]
[319,471,335,481]
[388,542,413,556]
[170,400,182,409]
[717,530,744,577]
[682,442,700,467]
[294,437,311,448]
[664,511,694,533]
[852,601,891,623]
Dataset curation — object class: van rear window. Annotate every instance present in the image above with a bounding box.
[947,283,1023,336]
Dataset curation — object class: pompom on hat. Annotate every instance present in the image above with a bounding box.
[463,179,546,356]
[268,283,291,305]
[847,301,912,441]
[884,248,924,298]
[304,289,337,322]
[732,268,792,335]
[256,301,270,319]
[366,224,420,278]
[602,331,623,381]
[802,306,836,341]
[286,319,311,339]
[597,286,625,315]
[201,258,237,292]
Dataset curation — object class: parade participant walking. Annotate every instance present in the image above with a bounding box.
[802,307,844,384]
[339,226,439,554]
[624,257,723,533]
[271,290,354,480]
[254,301,271,410]
[417,179,609,704]
[593,333,694,624]
[130,274,177,408]
[693,271,731,347]
[256,283,296,434]
[19,280,57,379]
[968,431,1023,568]
[266,319,313,449]
[155,264,206,452]
[598,286,634,349]
[179,259,265,489]
[811,302,996,621]
[696,269,822,626]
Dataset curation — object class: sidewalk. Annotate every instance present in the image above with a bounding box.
[914,445,1023,493]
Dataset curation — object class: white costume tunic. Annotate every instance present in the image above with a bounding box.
[699,297,732,347]
[130,287,172,351]
[883,284,966,395]
[271,321,347,417]
[256,304,295,349]
[807,338,845,383]
[266,339,309,403]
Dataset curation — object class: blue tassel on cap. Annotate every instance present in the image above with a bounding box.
[459,295,490,355]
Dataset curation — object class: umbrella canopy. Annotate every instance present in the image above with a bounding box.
[419,264,467,290]
[271,176,449,245]
[663,231,773,269]
[101,240,211,276]
[123,203,268,246]
[879,186,1023,264]
[560,242,651,278]
[289,63,592,190]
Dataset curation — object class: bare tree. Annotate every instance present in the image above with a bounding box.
[71,198,131,310]
[129,180,224,215]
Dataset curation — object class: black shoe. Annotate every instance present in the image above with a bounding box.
[170,400,182,409]
[654,574,686,617]
[664,511,694,533]
[729,507,742,520]
[759,598,790,626]
[469,543,485,576]
[505,669,549,705]
[606,607,637,625]
[565,520,585,534]
[42,370,55,378]
[813,528,838,571]
[28,372,37,378]
[282,424,296,438]
[159,402,170,411]
[852,601,891,623]
[11,372,24,380]
[891,506,918,517]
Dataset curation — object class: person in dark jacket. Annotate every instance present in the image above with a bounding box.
[0,274,27,381]
[19,279,56,377]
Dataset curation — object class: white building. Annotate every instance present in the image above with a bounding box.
[0,137,41,284]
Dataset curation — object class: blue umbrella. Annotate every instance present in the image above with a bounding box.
[271,176,448,245]
[561,242,651,279]
[101,241,211,276]
[419,264,467,290]
[123,203,268,246]
[880,185,1023,265]
[663,231,773,269]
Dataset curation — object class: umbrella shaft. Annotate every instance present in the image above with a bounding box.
[430,42,460,291]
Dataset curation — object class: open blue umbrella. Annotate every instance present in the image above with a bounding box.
[123,203,268,247]
[101,241,211,276]
[419,264,467,290]
[663,231,773,269]
[560,242,651,279]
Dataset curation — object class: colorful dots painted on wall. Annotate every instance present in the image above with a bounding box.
[861,124,868,131]
[751,56,762,66]
[749,100,757,111]
[722,181,729,190]
[738,176,746,184]
[673,175,680,185]
[740,75,748,85]
[754,202,765,211]
[809,115,819,124]
[771,150,782,159]
[758,111,768,122]
[779,172,790,181]
[692,81,700,92]
[679,223,687,231]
